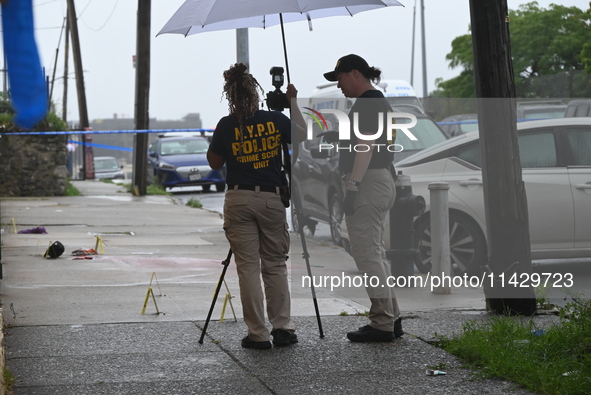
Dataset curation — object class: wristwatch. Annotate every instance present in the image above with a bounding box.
[347,179,361,187]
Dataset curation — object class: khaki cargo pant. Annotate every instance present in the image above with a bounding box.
[345,168,401,332]
[223,188,295,342]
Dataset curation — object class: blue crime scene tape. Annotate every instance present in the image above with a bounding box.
[67,140,134,152]
[3,128,215,152]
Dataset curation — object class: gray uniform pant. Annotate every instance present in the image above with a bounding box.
[345,168,401,332]
[223,188,295,342]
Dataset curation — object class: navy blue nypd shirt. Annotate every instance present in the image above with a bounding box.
[210,110,292,187]
[338,89,395,174]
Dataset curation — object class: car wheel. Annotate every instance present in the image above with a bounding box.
[215,183,226,192]
[329,192,343,246]
[414,211,487,276]
[201,184,211,192]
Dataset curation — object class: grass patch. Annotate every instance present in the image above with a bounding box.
[64,180,81,196]
[4,367,15,393]
[122,183,171,196]
[433,297,591,394]
[147,184,170,195]
[186,198,202,208]
[340,310,370,317]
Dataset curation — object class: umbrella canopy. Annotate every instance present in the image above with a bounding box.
[158,0,404,36]
[158,0,404,84]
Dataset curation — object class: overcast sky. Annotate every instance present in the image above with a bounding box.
[2,0,586,129]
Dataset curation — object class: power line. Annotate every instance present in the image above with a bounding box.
[77,0,94,19]
[33,0,61,8]
[80,0,120,32]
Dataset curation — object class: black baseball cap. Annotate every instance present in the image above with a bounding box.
[323,54,370,81]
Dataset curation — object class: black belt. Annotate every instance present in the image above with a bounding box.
[228,185,279,193]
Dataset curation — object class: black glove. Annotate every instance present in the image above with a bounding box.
[317,131,340,143]
[343,189,358,217]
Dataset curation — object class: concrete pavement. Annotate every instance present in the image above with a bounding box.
[0,180,550,394]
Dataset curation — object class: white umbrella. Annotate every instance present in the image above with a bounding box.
[158,0,404,81]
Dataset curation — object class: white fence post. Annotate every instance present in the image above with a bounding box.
[429,182,451,294]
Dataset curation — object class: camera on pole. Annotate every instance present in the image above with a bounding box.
[266,66,290,111]
[387,171,426,280]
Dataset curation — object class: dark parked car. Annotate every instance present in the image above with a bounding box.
[291,105,448,245]
[147,136,225,191]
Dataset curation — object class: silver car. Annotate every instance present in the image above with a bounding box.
[396,117,591,275]
[93,156,125,180]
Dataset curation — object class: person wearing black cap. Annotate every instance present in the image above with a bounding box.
[324,54,403,342]
[208,63,306,349]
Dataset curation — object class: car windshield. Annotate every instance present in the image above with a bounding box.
[397,117,448,153]
[460,121,479,133]
[160,139,209,156]
[385,96,424,110]
[94,159,119,171]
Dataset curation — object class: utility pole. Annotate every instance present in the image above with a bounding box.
[420,0,427,97]
[49,18,67,103]
[62,16,70,122]
[66,0,88,128]
[410,0,416,87]
[67,0,92,179]
[133,0,151,196]
[469,0,536,315]
[236,28,249,68]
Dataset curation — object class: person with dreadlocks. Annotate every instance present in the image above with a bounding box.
[207,63,306,349]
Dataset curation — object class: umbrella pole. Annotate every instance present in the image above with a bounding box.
[279,13,291,84]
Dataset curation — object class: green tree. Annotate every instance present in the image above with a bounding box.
[581,3,591,74]
[583,42,591,74]
[433,1,591,98]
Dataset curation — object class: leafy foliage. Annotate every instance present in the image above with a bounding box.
[583,42,591,74]
[0,94,67,131]
[434,2,591,98]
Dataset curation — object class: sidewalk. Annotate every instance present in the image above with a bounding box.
[0,181,548,394]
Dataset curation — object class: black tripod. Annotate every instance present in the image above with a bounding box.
[291,184,324,338]
[198,249,233,344]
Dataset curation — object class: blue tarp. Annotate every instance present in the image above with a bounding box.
[1,0,48,129]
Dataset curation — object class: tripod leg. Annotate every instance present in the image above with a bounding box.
[292,187,324,338]
[199,249,233,344]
